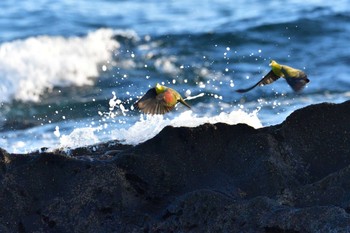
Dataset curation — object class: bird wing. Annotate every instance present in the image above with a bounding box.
[285,75,310,92]
[236,70,280,93]
[280,66,310,92]
[134,88,174,115]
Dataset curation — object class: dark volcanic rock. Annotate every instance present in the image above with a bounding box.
[1,101,350,232]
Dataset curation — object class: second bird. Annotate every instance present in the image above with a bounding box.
[236,60,310,93]
[134,83,191,115]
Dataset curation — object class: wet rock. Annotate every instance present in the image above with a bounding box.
[0,100,350,232]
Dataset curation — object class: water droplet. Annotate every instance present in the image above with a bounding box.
[54,126,60,138]
[145,35,151,41]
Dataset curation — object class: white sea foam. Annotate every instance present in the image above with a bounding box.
[59,127,100,148]
[110,109,262,145]
[154,56,180,75]
[0,28,120,102]
[53,108,262,150]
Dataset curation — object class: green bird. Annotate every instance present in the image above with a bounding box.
[236,60,310,93]
[134,83,191,115]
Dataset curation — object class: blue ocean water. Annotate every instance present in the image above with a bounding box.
[0,0,349,153]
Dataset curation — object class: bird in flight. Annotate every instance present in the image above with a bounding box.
[236,60,309,93]
[134,83,191,115]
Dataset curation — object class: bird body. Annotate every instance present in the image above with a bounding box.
[134,83,190,115]
[236,60,309,93]
[270,60,283,77]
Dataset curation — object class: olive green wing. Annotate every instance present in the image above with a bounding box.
[134,88,174,115]
[236,70,280,93]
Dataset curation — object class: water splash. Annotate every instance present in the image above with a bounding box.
[59,127,100,149]
[108,108,262,145]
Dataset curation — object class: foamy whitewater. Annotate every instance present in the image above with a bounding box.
[0,0,349,153]
[0,29,118,102]
[58,109,262,149]
[0,108,262,153]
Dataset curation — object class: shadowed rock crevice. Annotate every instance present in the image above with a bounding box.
[1,101,350,232]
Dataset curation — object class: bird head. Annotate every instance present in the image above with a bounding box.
[269,60,278,67]
[155,83,167,94]
[269,60,282,71]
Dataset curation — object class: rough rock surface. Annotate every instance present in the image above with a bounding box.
[1,101,350,233]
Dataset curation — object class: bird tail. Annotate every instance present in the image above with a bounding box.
[179,98,191,109]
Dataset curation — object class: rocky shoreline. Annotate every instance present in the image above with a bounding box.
[1,100,350,232]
